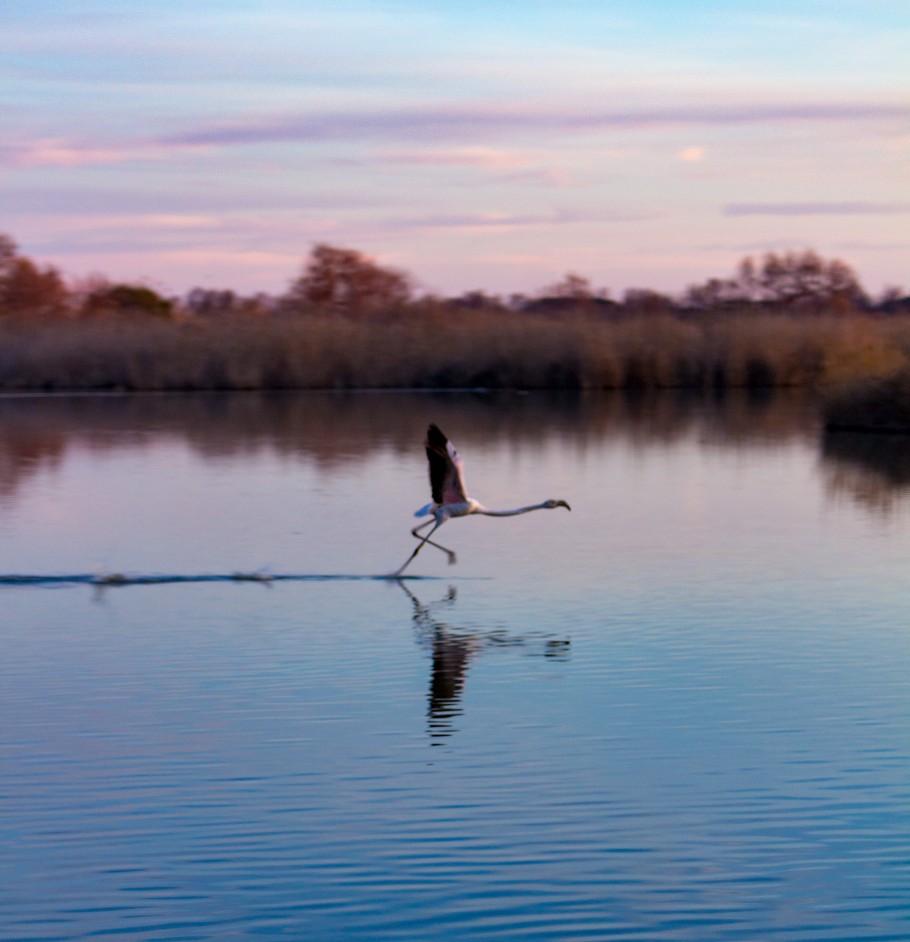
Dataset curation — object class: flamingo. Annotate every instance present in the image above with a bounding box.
[394,424,570,576]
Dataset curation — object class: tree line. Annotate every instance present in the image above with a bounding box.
[0,233,906,324]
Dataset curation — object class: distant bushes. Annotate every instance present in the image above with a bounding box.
[82,283,173,319]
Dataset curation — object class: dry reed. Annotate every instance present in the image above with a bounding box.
[1,311,908,392]
[823,367,910,431]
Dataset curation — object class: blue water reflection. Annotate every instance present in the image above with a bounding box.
[1,391,908,940]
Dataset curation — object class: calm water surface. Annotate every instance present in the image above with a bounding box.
[1,391,908,940]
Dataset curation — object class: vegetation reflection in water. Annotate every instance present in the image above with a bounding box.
[0,386,836,499]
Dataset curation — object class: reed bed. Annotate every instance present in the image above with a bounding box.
[1,311,908,392]
[823,367,910,431]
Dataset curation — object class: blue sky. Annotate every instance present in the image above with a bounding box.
[2,0,907,298]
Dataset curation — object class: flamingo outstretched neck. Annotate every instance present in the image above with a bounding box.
[393,424,570,576]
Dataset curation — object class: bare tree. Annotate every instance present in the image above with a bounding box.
[622,288,674,316]
[283,244,412,315]
[185,288,239,317]
[749,251,864,309]
[0,234,69,319]
[544,272,595,301]
[0,234,17,278]
[685,250,865,313]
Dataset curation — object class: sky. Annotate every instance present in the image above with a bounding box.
[2,0,908,300]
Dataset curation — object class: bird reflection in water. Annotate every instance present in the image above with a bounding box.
[398,581,474,742]
[397,581,570,744]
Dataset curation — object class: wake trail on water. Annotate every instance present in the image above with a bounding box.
[0,571,447,587]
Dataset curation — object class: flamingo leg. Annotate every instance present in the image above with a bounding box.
[395,518,450,576]
[410,519,457,564]
[422,536,457,563]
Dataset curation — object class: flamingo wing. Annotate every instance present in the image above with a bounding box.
[426,424,468,505]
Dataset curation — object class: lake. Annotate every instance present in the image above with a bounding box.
[1,390,908,941]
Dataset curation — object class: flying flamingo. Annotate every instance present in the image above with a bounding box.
[394,424,570,576]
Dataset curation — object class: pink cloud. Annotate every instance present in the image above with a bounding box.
[374,146,533,169]
[726,202,910,216]
[678,146,707,162]
[387,210,576,232]
[385,205,663,232]
[0,137,208,170]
